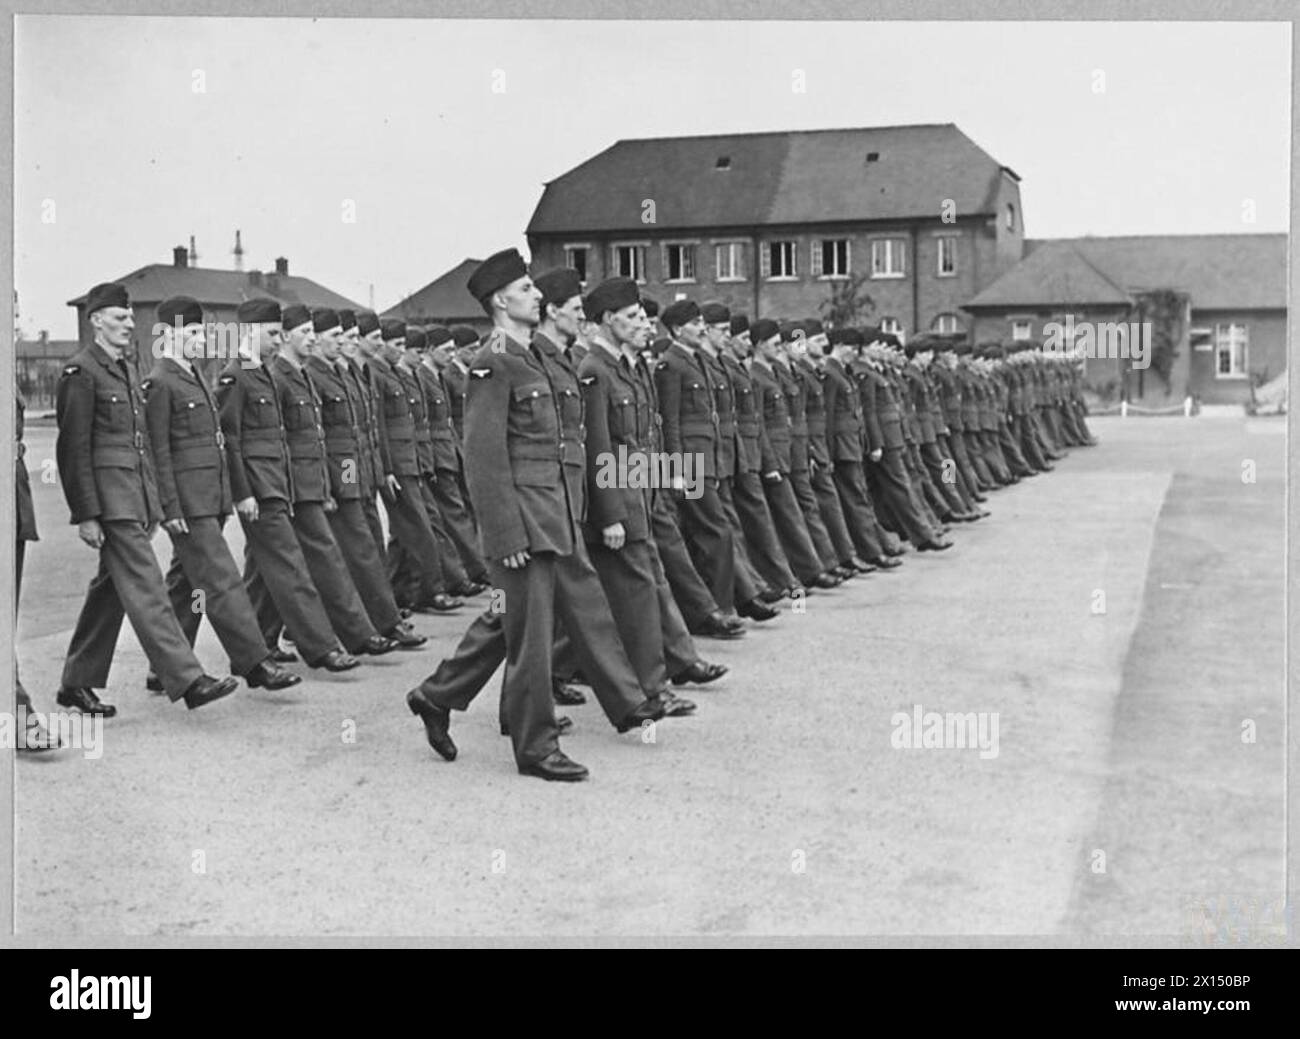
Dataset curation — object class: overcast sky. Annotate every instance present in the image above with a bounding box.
[14,16,1291,338]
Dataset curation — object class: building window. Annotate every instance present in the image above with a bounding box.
[932,313,962,334]
[665,243,696,283]
[879,317,905,344]
[812,239,851,279]
[870,238,906,278]
[611,244,647,284]
[564,245,589,284]
[1214,323,1248,378]
[715,242,745,282]
[937,236,957,277]
[763,240,798,280]
[1005,203,1017,231]
[1011,320,1032,341]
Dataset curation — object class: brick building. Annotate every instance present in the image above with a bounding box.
[962,234,1287,405]
[66,245,360,377]
[381,258,492,334]
[525,124,1025,338]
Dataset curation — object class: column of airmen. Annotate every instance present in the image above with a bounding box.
[402,251,1097,781]
[19,269,1093,763]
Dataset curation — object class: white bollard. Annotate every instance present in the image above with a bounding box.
[1120,400,1128,418]
[1183,396,1193,417]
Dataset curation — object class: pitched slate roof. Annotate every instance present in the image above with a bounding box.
[67,264,360,312]
[527,124,1017,235]
[382,258,483,321]
[966,234,1286,311]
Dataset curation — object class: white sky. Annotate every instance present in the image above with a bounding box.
[14,16,1291,337]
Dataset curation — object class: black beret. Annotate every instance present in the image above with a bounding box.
[282,304,312,332]
[660,299,701,330]
[729,314,750,335]
[700,301,731,325]
[467,248,529,303]
[338,309,357,331]
[803,319,825,337]
[859,325,880,343]
[380,318,406,341]
[651,336,673,356]
[86,282,130,315]
[157,295,203,327]
[450,325,480,347]
[903,342,920,359]
[237,297,281,323]
[751,318,780,344]
[312,308,340,334]
[641,297,660,318]
[780,320,806,342]
[584,277,641,322]
[426,325,454,347]
[533,267,584,310]
[356,310,380,336]
[828,327,863,347]
[953,343,974,357]
[406,328,427,351]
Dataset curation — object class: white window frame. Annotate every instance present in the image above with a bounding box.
[610,242,648,284]
[1214,323,1249,379]
[1005,203,1017,231]
[932,313,961,335]
[1011,320,1032,341]
[937,235,957,277]
[879,317,905,344]
[563,243,591,285]
[870,238,907,279]
[765,240,798,280]
[664,242,698,284]
[714,241,746,282]
[814,238,851,280]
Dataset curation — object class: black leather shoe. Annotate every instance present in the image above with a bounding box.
[398,607,413,620]
[917,538,953,552]
[145,672,164,693]
[654,691,696,716]
[756,586,785,605]
[737,597,778,622]
[447,581,484,598]
[245,660,302,690]
[671,660,728,686]
[406,689,457,760]
[847,558,877,575]
[616,698,668,734]
[308,649,360,672]
[267,646,299,664]
[553,680,587,706]
[182,674,239,710]
[56,686,117,718]
[812,572,840,590]
[18,710,62,752]
[519,749,589,782]
[383,624,428,649]
[502,715,573,737]
[417,593,464,612]
[692,610,746,640]
[354,634,400,657]
[871,556,903,570]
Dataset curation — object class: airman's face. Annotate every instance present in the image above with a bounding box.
[607,303,642,348]
[497,276,542,326]
[704,323,729,351]
[338,328,360,360]
[316,326,341,362]
[552,294,585,342]
[675,315,705,348]
[285,322,315,355]
[430,339,456,365]
[93,306,135,348]
[757,335,782,363]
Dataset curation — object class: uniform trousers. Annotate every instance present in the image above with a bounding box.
[61,519,205,700]
[675,479,736,613]
[731,469,797,592]
[762,474,824,584]
[328,498,403,633]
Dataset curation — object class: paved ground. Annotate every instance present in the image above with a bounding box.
[12,415,1286,939]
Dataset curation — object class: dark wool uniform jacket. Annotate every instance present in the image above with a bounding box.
[417,363,461,474]
[216,360,293,505]
[16,389,38,541]
[270,355,331,505]
[143,357,233,521]
[369,357,419,478]
[531,332,588,523]
[749,358,793,474]
[797,358,831,467]
[578,340,651,543]
[56,342,161,525]
[820,357,864,463]
[699,348,738,479]
[775,361,811,473]
[722,353,765,475]
[462,330,579,561]
[305,355,365,502]
[654,341,720,480]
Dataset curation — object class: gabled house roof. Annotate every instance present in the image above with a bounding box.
[966,233,1286,311]
[382,258,484,321]
[527,123,1018,235]
[68,263,360,312]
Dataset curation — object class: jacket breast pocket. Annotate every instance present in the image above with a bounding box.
[512,382,554,423]
[95,391,131,430]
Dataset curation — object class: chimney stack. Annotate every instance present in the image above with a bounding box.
[173,245,188,268]
[233,229,244,272]
[189,234,199,266]
[275,256,289,276]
